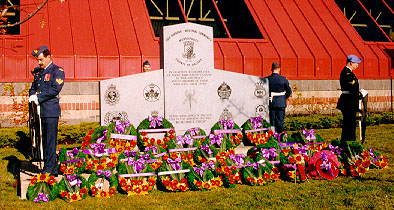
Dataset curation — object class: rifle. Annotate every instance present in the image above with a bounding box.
[29,102,44,166]
[359,89,368,144]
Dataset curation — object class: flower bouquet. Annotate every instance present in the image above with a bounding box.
[210,119,243,150]
[214,154,245,188]
[178,127,207,147]
[292,129,327,151]
[57,147,87,175]
[137,115,176,153]
[241,156,275,186]
[107,120,138,154]
[117,151,157,196]
[27,173,59,203]
[156,153,192,192]
[188,160,222,191]
[58,174,89,202]
[242,116,273,146]
[87,169,118,198]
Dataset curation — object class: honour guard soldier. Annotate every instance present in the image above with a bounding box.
[142,60,151,72]
[337,55,363,143]
[28,45,65,176]
[267,62,292,133]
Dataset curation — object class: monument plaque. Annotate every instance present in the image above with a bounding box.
[162,23,215,133]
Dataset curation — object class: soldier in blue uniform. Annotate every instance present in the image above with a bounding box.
[28,45,65,176]
[267,62,292,133]
[336,55,362,143]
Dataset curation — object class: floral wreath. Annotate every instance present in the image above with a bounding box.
[156,153,192,192]
[87,170,118,198]
[278,143,310,182]
[188,160,222,191]
[83,142,119,173]
[117,152,157,195]
[242,116,273,146]
[193,140,218,165]
[81,126,109,150]
[137,115,176,153]
[107,120,138,154]
[209,119,243,150]
[27,173,59,202]
[241,157,275,186]
[58,174,89,202]
[176,127,207,148]
[308,151,340,180]
[58,147,87,175]
[213,154,245,188]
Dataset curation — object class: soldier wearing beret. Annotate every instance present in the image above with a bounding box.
[29,45,65,176]
[267,62,292,133]
[337,55,363,143]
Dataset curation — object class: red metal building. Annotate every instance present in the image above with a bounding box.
[0,0,393,83]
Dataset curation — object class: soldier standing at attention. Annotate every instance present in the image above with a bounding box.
[267,62,292,133]
[337,55,362,143]
[142,60,151,72]
[28,45,65,176]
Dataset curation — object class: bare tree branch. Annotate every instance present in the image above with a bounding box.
[0,0,48,28]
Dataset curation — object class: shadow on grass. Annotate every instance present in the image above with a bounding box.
[14,131,33,160]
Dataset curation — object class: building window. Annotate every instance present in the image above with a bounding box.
[145,0,263,39]
[0,0,20,34]
[334,0,393,42]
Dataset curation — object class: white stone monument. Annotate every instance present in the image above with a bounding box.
[100,23,269,135]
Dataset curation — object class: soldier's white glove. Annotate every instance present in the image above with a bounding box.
[360,89,368,97]
[28,94,39,105]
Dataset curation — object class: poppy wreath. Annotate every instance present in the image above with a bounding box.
[27,173,59,203]
[57,147,87,175]
[241,156,275,186]
[107,120,138,154]
[193,138,218,165]
[87,170,118,198]
[242,116,273,146]
[81,126,109,150]
[188,160,222,191]
[210,119,243,150]
[156,153,192,192]
[308,151,340,180]
[213,154,245,188]
[137,115,177,153]
[58,174,89,202]
[117,152,157,196]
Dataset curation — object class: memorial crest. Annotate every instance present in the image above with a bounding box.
[105,84,120,106]
[143,83,161,102]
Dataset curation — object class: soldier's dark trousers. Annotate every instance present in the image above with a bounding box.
[341,109,357,142]
[270,107,285,133]
[41,117,59,175]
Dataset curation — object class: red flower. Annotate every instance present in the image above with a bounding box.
[179,185,186,191]
[126,185,132,191]
[48,177,56,185]
[200,158,206,163]
[357,166,366,174]
[130,179,137,185]
[142,185,149,191]
[169,134,175,139]
[107,162,114,168]
[88,129,95,135]
[172,180,179,185]
[100,191,107,197]
[31,177,38,185]
[163,180,170,186]
[143,137,149,142]
[86,164,93,170]
[162,145,168,149]
[169,129,175,134]
[39,174,47,181]
[296,156,302,162]
[150,138,155,143]
[300,175,307,180]
[293,149,299,154]
[141,132,147,136]
[289,157,295,163]
[247,177,254,183]
[93,160,99,164]
[216,168,222,173]
[362,161,371,168]
[60,164,67,172]
[171,185,178,191]
[181,178,187,183]
[71,194,78,200]
[163,137,169,143]
[304,155,309,162]
[203,183,210,189]
[188,154,193,159]
[96,164,104,170]
[67,167,74,174]
[272,167,279,174]
[356,159,362,166]
[157,139,162,145]
[121,141,126,146]
[61,191,68,198]
[263,173,270,180]
[137,179,143,185]
[91,187,98,194]
[181,154,187,160]
[257,179,263,185]
[80,187,87,194]
[195,181,202,187]
[148,179,156,186]
[76,162,84,168]
[120,179,127,187]
[109,187,115,195]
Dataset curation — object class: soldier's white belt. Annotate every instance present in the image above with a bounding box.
[271,92,286,96]
[341,91,350,94]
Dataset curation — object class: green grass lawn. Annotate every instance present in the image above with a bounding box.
[1,125,393,210]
